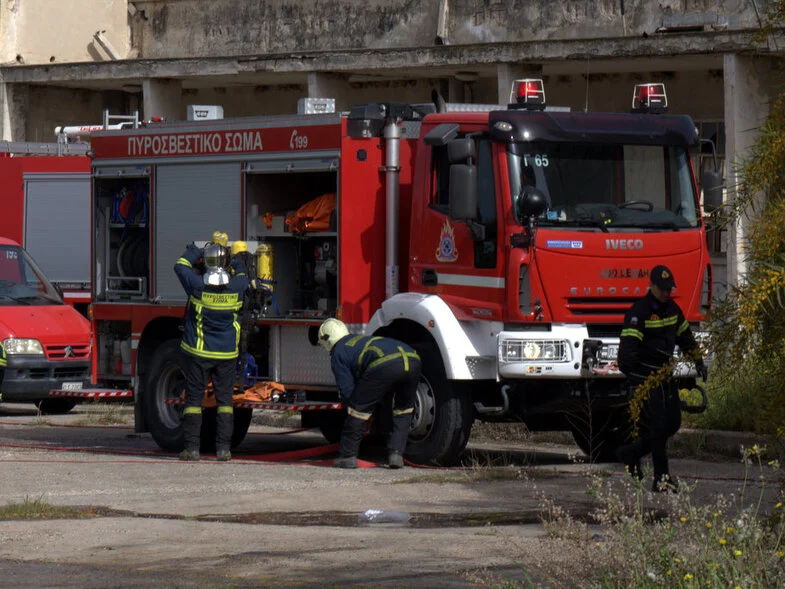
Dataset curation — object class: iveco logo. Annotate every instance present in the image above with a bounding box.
[64,346,73,358]
[606,239,644,250]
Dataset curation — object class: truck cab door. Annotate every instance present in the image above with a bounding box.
[410,135,504,316]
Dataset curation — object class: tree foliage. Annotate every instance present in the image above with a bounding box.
[704,3,785,436]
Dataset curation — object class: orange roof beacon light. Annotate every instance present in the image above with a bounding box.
[631,83,668,114]
[509,79,546,111]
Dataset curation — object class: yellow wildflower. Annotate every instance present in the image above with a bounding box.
[726,527,733,534]
[684,573,693,581]
[680,517,688,523]
[775,503,782,509]
[734,550,742,557]
[674,558,681,564]
[719,539,727,545]
[706,522,712,529]
[666,570,672,576]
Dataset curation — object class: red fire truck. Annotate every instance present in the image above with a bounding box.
[0,142,92,312]
[77,82,721,464]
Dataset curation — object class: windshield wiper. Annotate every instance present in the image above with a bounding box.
[540,218,610,233]
[610,221,683,230]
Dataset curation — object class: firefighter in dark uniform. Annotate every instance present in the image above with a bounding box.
[616,265,708,491]
[317,318,421,469]
[174,240,248,461]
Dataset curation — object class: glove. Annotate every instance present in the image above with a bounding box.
[695,358,708,382]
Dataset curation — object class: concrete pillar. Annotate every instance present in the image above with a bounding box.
[0,78,28,142]
[496,64,542,105]
[723,54,775,286]
[142,78,182,122]
[307,73,351,111]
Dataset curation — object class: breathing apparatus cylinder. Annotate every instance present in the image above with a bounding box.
[256,242,274,290]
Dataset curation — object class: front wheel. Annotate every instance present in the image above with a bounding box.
[405,343,473,466]
[35,399,77,415]
[568,408,632,463]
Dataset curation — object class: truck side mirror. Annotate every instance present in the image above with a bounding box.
[449,164,477,221]
[516,186,548,219]
[701,169,723,214]
[447,138,475,164]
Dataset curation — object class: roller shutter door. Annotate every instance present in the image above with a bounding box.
[155,163,241,302]
[24,173,90,283]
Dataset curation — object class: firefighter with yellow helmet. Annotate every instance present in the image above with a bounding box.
[174,233,248,461]
[317,318,421,469]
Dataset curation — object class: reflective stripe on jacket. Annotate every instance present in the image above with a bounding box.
[330,334,420,401]
[174,245,248,359]
[0,343,6,367]
[618,291,697,385]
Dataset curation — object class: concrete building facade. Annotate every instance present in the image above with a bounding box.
[1,0,784,291]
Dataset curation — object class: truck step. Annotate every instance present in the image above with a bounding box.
[164,398,343,412]
[49,389,134,398]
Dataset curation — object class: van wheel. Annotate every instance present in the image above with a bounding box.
[301,410,346,444]
[144,340,251,452]
[405,343,473,466]
[35,399,77,415]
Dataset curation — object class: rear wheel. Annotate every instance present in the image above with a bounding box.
[144,339,251,452]
[405,343,473,466]
[35,399,77,415]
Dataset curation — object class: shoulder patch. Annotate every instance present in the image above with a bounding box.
[629,316,638,325]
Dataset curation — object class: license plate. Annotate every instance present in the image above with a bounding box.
[61,382,83,391]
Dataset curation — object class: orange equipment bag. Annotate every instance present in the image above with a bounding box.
[285,193,335,234]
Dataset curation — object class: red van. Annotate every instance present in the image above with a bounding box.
[0,238,91,414]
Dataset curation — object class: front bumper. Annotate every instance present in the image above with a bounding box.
[497,324,703,380]
[0,356,90,401]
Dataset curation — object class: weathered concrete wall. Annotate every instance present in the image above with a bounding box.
[24,86,133,143]
[2,0,130,65]
[130,0,763,59]
[132,0,442,58]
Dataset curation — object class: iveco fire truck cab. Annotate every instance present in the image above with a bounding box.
[75,81,720,464]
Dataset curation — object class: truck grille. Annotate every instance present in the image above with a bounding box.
[44,344,90,361]
[54,367,89,379]
[566,298,639,316]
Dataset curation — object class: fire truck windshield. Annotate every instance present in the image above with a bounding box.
[508,142,699,229]
[0,245,63,306]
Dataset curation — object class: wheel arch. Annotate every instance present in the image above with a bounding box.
[366,293,498,380]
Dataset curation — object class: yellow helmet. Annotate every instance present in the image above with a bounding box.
[317,318,349,352]
[211,231,229,246]
[231,240,248,255]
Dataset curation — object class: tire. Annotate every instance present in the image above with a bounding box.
[35,399,77,415]
[568,408,632,463]
[198,407,253,451]
[301,410,346,443]
[405,343,473,466]
[144,339,251,453]
[144,340,187,452]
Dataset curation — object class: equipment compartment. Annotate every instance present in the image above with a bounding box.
[244,168,338,318]
[93,169,151,301]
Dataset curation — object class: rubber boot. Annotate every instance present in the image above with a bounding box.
[180,412,202,461]
[387,413,412,468]
[216,410,234,461]
[334,416,366,469]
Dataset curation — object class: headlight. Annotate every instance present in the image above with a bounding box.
[500,339,569,363]
[3,338,45,355]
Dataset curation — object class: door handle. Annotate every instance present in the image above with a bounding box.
[422,268,438,286]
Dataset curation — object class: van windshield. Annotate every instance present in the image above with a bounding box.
[507,143,699,229]
[0,245,63,305]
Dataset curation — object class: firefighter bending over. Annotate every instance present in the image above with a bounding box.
[317,319,421,469]
[174,239,248,461]
[616,265,707,492]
